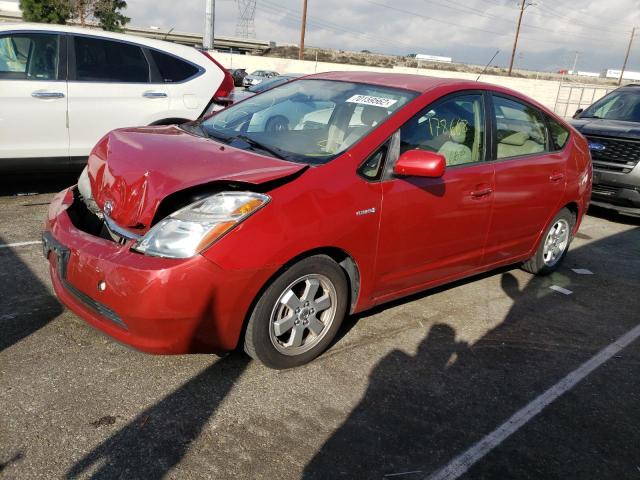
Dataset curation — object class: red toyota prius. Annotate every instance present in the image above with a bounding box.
[44,72,592,368]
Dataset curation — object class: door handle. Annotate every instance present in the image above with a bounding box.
[32,91,65,99]
[143,91,168,98]
[549,173,565,182]
[470,187,493,198]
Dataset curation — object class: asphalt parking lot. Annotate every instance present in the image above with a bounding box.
[1,175,639,480]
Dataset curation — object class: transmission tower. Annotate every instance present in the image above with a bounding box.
[235,0,256,38]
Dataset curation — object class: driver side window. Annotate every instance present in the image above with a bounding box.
[400,94,485,167]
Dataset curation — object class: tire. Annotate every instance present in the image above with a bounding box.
[522,207,575,275]
[244,255,348,369]
[265,116,289,132]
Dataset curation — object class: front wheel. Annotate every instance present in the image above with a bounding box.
[522,208,575,275]
[244,255,348,369]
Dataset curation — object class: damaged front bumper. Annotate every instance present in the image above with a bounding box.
[43,187,272,354]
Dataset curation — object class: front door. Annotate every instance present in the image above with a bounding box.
[0,32,69,163]
[374,92,494,301]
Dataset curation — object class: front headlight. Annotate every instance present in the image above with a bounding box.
[132,191,269,258]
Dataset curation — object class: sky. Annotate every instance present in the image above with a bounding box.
[7,0,640,72]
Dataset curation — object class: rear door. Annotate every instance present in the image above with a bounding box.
[483,94,567,265]
[0,31,69,164]
[373,92,495,300]
[67,35,169,161]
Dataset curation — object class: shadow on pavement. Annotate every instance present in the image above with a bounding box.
[587,204,640,226]
[303,227,640,479]
[66,354,249,479]
[0,172,79,197]
[0,235,63,353]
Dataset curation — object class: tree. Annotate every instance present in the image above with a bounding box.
[20,0,72,24]
[20,0,130,31]
[93,0,129,32]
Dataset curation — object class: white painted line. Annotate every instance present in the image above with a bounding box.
[428,322,640,480]
[572,268,593,275]
[0,241,42,249]
[385,471,423,478]
[549,285,573,295]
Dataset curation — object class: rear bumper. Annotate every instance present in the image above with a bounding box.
[44,188,273,354]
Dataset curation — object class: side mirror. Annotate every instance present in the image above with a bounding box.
[573,108,584,119]
[394,149,446,178]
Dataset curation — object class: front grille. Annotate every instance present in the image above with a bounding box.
[586,135,640,173]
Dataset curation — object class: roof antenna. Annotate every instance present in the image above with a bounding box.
[476,50,500,81]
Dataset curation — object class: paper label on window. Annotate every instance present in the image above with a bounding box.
[346,95,397,108]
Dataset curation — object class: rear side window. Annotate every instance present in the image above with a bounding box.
[74,36,149,83]
[546,116,570,151]
[0,33,59,80]
[149,50,198,82]
[493,96,548,159]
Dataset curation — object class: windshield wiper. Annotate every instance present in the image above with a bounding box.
[233,134,289,160]
[580,114,601,119]
[179,122,208,137]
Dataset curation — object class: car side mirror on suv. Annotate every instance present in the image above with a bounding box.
[394,149,446,178]
[573,108,584,119]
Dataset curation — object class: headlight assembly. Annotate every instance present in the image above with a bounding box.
[132,191,269,258]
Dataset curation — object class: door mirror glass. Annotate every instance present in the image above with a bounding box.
[394,149,445,178]
[573,108,583,118]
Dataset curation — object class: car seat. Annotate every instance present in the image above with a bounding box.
[497,131,544,158]
[437,121,472,165]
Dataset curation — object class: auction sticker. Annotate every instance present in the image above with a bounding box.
[346,94,397,108]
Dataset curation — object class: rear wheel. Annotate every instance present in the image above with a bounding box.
[244,255,348,369]
[522,208,575,275]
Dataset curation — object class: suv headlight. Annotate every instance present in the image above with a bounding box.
[133,191,269,258]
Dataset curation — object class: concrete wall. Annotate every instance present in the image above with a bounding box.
[216,52,608,114]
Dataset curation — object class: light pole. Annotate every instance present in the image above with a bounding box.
[204,0,215,50]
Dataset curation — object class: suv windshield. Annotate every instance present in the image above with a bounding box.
[580,88,640,122]
[198,79,417,164]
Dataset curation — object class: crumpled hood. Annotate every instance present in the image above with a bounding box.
[88,125,306,230]
[570,118,640,139]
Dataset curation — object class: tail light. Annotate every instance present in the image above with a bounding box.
[200,50,234,100]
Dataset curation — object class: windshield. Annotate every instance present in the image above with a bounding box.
[580,89,640,122]
[248,76,292,93]
[199,79,417,164]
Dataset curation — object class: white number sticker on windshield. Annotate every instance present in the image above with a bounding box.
[346,95,398,108]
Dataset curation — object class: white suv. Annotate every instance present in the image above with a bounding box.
[0,23,233,172]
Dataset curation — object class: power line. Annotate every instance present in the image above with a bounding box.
[258,0,419,52]
[427,0,624,38]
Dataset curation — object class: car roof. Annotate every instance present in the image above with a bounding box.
[0,22,198,56]
[305,71,505,94]
[303,70,555,114]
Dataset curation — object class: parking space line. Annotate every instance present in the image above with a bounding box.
[0,241,42,249]
[428,322,640,480]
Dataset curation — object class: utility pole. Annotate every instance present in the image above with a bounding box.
[204,0,215,50]
[298,0,308,60]
[508,0,526,77]
[619,27,636,85]
[571,51,580,74]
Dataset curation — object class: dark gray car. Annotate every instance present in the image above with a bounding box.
[571,84,640,216]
